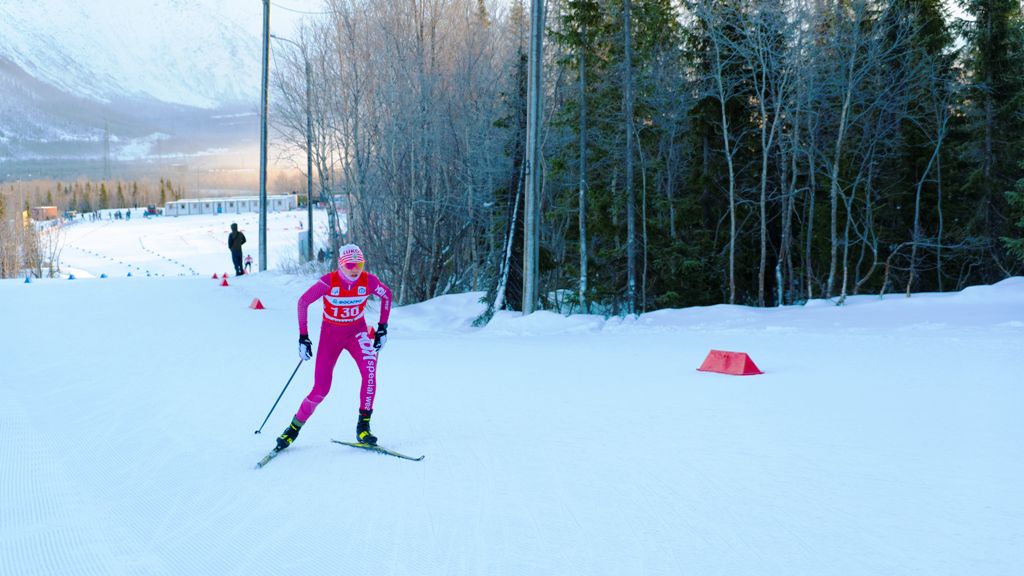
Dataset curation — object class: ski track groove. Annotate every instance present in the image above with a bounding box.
[580,458,658,572]
[632,462,687,575]
[545,451,591,576]
[1,383,129,576]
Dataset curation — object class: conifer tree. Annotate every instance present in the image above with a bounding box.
[551,0,602,312]
[99,183,109,210]
[960,0,1024,276]
[684,0,754,305]
[80,183,92,213]
[477,34,528,322]
[1004,162,1024,261]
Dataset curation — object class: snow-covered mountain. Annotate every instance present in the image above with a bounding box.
[0,0,323,168]
[0,0,262,108]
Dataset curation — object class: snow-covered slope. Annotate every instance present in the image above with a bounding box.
[0,0,323,163]
[2,214,1022,575]
[0,0,261,108]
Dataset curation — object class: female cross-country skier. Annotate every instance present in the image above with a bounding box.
[276,244,392,451]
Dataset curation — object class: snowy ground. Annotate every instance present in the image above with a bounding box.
[2,216,1023,575]
[54,208,330,280]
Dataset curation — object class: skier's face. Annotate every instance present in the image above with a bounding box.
[341,260,363,279]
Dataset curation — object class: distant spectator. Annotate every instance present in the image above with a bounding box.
[126,210,131,220]
[228,223,247,276]
[317,248,326,263]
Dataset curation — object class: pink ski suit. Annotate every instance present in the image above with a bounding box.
[294,271,392,423]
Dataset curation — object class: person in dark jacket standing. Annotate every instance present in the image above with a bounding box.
[228,223,247,276]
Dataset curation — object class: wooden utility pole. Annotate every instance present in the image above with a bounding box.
[258,0,271,272]
[305,57,313,265]
[523,0,544,315]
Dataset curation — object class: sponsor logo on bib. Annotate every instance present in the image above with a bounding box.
[358,286,367,295]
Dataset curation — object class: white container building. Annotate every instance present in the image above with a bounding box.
[164,195,297,216]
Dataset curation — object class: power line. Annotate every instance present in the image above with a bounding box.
[273,2,330,15]
[272,2,373,17]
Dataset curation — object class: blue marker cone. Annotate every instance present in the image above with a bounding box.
[24,277,31,284]
[127,273,132,277]
[68,274,76,280]
[100,273,108,278]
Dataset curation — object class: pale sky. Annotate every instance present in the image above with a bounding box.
[213,0,328,40]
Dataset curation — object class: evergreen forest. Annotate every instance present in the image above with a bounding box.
[267,0,1024,316]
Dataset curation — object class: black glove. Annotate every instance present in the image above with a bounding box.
[298,334,313,361]
[373,323,388,352]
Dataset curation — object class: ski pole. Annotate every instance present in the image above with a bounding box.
[255,360,303,434]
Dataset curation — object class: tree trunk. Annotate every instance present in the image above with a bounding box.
[579,24,588,314]
[880,242,911,299]
[936,151,943,291]
[806,106,817,300]
[399,206,415,305]
[490,189,522,318]
[758,119,768,307]
[838,186,854,304]
[624,0,636,314]
[909,135,942,297]
[777,144,794,307]
[711,37,738,305]
[827,82,853,298]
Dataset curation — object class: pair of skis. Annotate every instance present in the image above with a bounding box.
[256,441,424,469]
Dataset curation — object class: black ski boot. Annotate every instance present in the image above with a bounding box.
[276,417,305,451]
[356,409,377,445]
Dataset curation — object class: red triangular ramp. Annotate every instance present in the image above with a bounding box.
[220,278,229,287]
[212,273,218,279]
[697,350,763,375]
[249,298,265,310]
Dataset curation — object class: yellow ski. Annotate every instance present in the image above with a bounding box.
[331,440,424,461]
